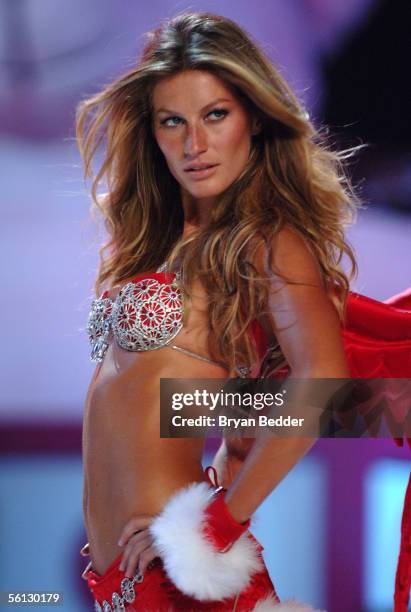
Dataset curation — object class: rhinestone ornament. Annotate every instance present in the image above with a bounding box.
[87,272,183,362]
[112,591,125,611]
[93,570,144,610]
[120,577,136,603]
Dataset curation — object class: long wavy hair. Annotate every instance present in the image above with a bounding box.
[76,11,360,375]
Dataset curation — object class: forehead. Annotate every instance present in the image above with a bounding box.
[152,70,237,109]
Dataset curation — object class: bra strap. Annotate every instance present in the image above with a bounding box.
[156,259,182,280]
[156,261,168,273]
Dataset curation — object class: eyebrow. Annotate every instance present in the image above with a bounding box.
[155,97,233,116]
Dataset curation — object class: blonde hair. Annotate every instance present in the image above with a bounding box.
[76,11,360,374]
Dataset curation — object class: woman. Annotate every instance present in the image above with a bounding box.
[77,12,411,612]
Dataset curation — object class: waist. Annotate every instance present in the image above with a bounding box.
[84,461,206,574]
[83,351,215,574]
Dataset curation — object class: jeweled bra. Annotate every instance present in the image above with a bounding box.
[87,264,183,363]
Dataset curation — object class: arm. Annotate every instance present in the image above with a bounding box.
[225,226,350,521]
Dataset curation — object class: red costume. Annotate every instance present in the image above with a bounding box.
[84,536,283,611]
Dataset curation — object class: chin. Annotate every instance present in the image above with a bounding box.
[185,181,231,202]
[186,187,221,200]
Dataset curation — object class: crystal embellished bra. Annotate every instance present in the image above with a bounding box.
[87,265,185,363]
[86,264,265,376]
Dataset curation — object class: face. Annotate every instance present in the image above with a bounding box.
[152,70,255,208]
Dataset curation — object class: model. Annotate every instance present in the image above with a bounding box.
[76,12,411,611]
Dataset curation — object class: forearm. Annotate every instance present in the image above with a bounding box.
[223,371,350,522]
[224,435,316,523]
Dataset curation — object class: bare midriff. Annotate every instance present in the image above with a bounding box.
[82,277,230,576]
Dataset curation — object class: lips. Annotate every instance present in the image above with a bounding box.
[183,163,219,181]
[184,163,219,172]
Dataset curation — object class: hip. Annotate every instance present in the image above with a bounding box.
[81,541,278,611]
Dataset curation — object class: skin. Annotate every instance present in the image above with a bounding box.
[85,69,350,579]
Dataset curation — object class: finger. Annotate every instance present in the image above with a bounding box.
[124,536,153,578]
[118,516,152,546]
[138,545,160,575]
[122,529,151,554]
[120,534,153,577]
[121,532,152,570]
[118,516,153,546]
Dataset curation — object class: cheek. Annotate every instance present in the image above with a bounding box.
[155,132,180,169]
[223,119,251,154]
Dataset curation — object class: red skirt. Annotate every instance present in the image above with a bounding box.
[83,545,279,611]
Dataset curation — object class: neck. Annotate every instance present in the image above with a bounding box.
[181,189,216,232]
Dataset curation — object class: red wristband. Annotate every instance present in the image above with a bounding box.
[203,490,250,552]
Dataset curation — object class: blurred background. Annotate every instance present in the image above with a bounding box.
[0,0,409,610]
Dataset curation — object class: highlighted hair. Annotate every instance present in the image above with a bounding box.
[76,12,360,374]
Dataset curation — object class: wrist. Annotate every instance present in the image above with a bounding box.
[149,481,262,601]
[223,491,251,525]
[204,489,250,552]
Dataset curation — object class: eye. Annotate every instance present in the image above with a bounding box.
[159,116,184,128]
[207,108,229,121]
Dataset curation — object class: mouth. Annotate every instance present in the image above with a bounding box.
[183,163,219,179]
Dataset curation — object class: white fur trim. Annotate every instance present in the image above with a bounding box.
[149,481,262,601]
[253,597,325,611]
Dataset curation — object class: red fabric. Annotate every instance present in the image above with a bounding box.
[343,290,411,451]
[343,290,411,378]
[84,549,278,611]
[203,490,250,552]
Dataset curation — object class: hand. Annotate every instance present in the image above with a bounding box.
[118,515,160,578]
[148,481,260,601]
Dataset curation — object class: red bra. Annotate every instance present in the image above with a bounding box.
[88,266,411,378]
[87,270,269,374]
[87,271,184,363]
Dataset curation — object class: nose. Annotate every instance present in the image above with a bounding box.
[183,123,208,158]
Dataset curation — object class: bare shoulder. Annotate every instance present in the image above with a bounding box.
[255,224,349,376]
[258,224,323,287]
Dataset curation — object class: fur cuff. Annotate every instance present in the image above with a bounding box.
[149,481,262,601]
[253,596,325,611]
